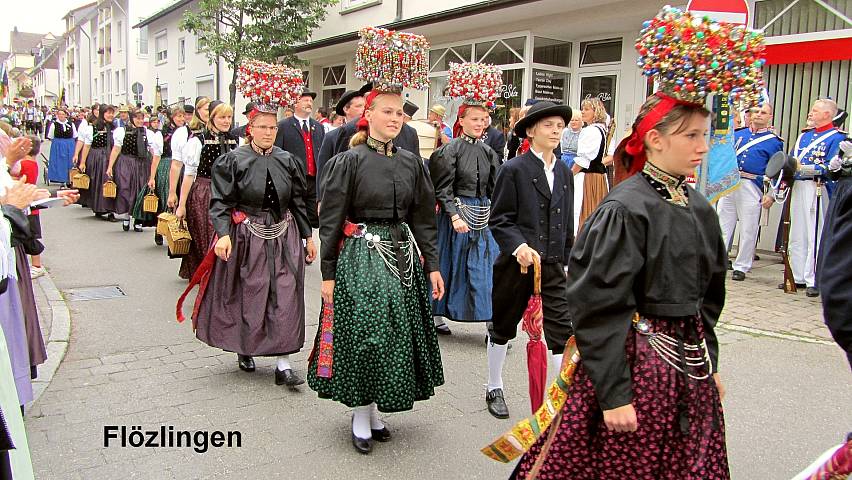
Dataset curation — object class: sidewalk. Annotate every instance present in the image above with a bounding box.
[22,204,852,480]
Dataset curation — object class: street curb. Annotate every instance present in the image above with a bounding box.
[30,271,71,405]
[719,322,835,345]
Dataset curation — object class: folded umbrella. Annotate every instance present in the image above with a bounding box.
[521,259,547,414]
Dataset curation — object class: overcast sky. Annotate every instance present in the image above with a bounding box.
[1,1,74,51]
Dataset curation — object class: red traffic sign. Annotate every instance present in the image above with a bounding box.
[687,0,750,26]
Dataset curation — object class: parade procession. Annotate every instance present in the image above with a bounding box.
[1,0,851,479]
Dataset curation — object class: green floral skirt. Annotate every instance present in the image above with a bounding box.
[308,222,445,413]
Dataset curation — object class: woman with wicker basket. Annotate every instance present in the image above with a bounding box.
[178,60,315,387]
[428,62,503,336]
[78,105,117,220]
[106,108,161,232]
[307,27,444,455]
[174,101,237,279]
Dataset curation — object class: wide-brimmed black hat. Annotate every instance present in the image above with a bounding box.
[514,101,572,139]
[242,101,256,116]
[334,82,373,116]
[300,90,317,100]
[403,100,419,118]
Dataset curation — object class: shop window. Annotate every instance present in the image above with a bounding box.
[476,37,525,65]
[322,65,346,87]
[323,88,346,111]
[579,39,622,66]
[755,0,852,36]
[532,69,569,104]
[533,37,571,68]
[580,74,617,116]
[429,45,472,73]
[302,71,310,89]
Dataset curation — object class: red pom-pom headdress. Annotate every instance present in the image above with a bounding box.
[236,60,304,113]
[354,27,430,91]
[446,62,502,107]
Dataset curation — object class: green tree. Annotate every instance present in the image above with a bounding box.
[180,0,337,107]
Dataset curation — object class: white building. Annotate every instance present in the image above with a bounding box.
[2,29,55,105]
[29,39,62,106]
[133,0,249,115]
[60,2,98,107]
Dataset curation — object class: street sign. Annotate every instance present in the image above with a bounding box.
[687,0,750,26]
[131,82,144,95]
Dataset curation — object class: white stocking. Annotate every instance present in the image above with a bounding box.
[487,338,508,392]
[352,406,372,439]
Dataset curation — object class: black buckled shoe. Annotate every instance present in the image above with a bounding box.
[154,234,163,246]
[133,222,143,232]
[486,388,510,419]
[122,220,130,231]
[351,419,373,454]
[436,323,452,335]
[275,368,304,387]
[237,354,255,372]
[731,270,746,281]
[805,287,820,298]
[370,427,391,442]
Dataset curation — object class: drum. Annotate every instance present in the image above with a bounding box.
[766,151,798,183]
[407,120,440,159]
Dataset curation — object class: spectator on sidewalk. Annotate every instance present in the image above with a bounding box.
[11,136,45,279]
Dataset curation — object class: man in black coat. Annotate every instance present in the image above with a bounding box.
[230,101,255,140]
[485,101,574,419]
[316,83,371,198]
[482,115,506,163]
[275,91,324,228]
[817,139,852,370]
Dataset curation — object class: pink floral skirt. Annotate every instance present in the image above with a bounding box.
[513,316,729,480]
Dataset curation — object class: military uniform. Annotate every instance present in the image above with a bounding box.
[717,127,783,275]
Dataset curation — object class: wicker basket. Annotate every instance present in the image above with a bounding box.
[72,173,90,189]
[103,180,117,198]
[143,189,159,213]
[69,167,80,182]
[157,211,177,236]
[167,220,192,257]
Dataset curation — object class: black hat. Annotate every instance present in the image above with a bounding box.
[403,100,419,118]
[833,109,848,129]
[513,101,572,139]
[242,101,257,116]
[183,105,195,114]
[300,90,317,100]
[524,98,541,107]
[208,100,223,117]
[334,82,373,117]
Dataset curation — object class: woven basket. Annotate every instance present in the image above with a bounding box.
[103,180,117,198]
[157,211,176,236]
[72,173,90,189]
[143,189,159,213]
[167,220,192,256]
[69,167,80,182]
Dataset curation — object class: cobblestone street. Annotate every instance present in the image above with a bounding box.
[20,203,852,480]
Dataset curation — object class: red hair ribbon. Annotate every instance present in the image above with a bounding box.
[356,89,384,133]
[624,92,699,175]
[452,104,468,139]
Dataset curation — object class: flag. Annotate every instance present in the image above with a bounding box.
[0,65,8,99]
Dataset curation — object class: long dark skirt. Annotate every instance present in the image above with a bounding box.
[85,147,116,214]
[14,246,47,372]
[307,222,445,413]
[512,317,729,480]
[179,177,215,279]
[195,212,305,356]
[47,137,76,184]
[114,153,151,216]
[0,279,33,405]
[432,196,498,322]
[154,156,172,213]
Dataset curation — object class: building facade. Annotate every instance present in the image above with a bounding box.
[29,39,61,106]
[2,29,56,105]
[134,0,249,115]
[60,2,98,107]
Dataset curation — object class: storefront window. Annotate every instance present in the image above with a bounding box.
[532,69,569,105]
[429,45,472,73]
[580,39,622,65]
[533,37,571,68]
[580,74,617,116]
[476,37,525,65]
[491,68,524,131]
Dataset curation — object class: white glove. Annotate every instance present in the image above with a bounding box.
[840,140,852,159]
[829,155,843,172]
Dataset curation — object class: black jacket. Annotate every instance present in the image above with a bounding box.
[331,121,421,162]
[489,150,573,264]
[209,145,311,239]
[274,116,325,177]
[482,126,506,162]
[319,142,438,280]
[567,173,726,410]
[428,136,501,216]
[817,176,852,369]
[316,122,348,199]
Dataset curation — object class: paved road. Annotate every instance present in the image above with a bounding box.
[23,197,852,479]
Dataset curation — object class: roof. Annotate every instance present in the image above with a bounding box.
[134,0,193,28]
[9,30,50,55]
[62,1,98,20]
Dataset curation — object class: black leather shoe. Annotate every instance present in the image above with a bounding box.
[351,432,372,454]
[275,368,304,386]
[805,287,820,298]
[727,260,733,270]
[486,388,510,419]
[122,220,130,231]
[154,234,163,246]
[731,270,746,281]
[754,254,761,261]
[133,223,143,232]
[436,323,452,335]
[237,354,255,372]
[370,427,391,442]
[778,282,807,290]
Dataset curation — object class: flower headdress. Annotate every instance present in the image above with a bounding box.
[236,60,304,113]
[354,27,430,91]
[446,62,503,107]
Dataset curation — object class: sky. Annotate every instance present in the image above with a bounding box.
[1,0,74,51]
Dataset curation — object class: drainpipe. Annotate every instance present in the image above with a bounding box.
[395,0,403,22]
[215,12,221,101]
[110,0,130,104]
[80,26,92,105]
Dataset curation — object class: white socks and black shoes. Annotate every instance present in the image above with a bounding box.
[434,316,452,335]
[274,355,303,387]
[486,337,510,419]
[351,403,391,454]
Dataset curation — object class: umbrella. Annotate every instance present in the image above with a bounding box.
[793,434,852,480]
[521,259,547,414]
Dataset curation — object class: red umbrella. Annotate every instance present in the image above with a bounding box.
[521,259,547,414]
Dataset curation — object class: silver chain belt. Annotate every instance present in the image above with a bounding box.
[453,197,491,231]
[351,223,422,287]
[242,212,292,240]
[634,317,712,380]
